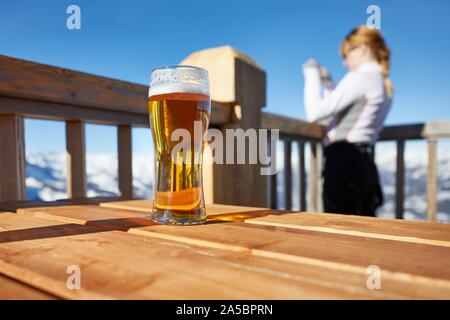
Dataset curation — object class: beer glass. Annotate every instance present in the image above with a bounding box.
[148,66,210,225]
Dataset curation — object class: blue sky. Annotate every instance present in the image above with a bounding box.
[1,0,449,154]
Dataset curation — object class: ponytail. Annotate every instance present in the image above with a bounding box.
[380,57,394,97]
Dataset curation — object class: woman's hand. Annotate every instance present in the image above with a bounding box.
[302,59,320,70]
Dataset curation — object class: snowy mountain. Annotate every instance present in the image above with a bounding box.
[25,146,450,223]
[375,146,450,222]
[26,153,154,201]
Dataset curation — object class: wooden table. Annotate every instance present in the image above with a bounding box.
[1,200,450,299]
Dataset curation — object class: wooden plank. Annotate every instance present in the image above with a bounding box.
[0,96,230,127]
[0,96,149,127]
[118,125,133,198]
[379,123,424,141]
[261,112,325,140]
[0,55,147,115]
[15,204,450,298]
[428,139,438,222]
[0,114,26,202]
[19,202,274,224]
[423,120,450,139]
[0,212,389,299]
[298,140,307,211]
[0,56,231,126]
[396,140,405,219]
[284,141,292,210]
[99,199,266,214]
[0,210,56,299]
[0,274,57,299]
[245,212,450,247]
[379,121,450,141]
[0,196,131,212]
[66,120,86,199]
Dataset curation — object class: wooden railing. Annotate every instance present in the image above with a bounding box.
[266,116,450,221]
[0,54,234,206]
[1,47,449,221]
[261,112,324,211]
[378,121,450,220]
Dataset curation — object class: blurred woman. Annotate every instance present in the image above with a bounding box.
[303,26,393,216]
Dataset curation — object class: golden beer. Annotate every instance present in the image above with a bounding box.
[148,66,210,224]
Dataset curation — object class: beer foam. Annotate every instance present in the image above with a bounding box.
[148,66,209,97]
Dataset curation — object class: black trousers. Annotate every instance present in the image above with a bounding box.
[323,141,383,217]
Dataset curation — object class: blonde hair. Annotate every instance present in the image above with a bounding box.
[341,25,394,97]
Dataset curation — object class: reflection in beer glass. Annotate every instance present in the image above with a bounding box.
[148,66,210,225]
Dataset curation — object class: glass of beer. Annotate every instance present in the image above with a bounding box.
[148,66,210,225]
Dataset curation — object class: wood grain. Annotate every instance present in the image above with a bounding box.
[0,55,147,115]
[0,115,26,202]
[1,212,396,299]
[118,125,133,198]
[66,120,86,198]
[98,199,267,216]
[246,212,450,246]
[261,112,325,140]
[0,274,57,300]
[15,204,450,298]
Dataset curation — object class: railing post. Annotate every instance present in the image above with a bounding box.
[0,115,26,202]
[395,140,405,219]
[118,125,133,198]
[309,142,318,211]
[182,46,268,207]
[66,120,86,199]
[309,142,323,212]
[270,132,278,209]
[298,140,306,211]
[284,140,292,210]
[427,139,438,222]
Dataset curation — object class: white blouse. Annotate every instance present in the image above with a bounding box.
[303,61,392,145]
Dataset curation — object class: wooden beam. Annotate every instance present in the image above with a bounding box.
[0,96,230,128]
[284,141,292,210]
[118,125,133,198]
[0,115,26,201]
[298,140,307,211]
[66,120,86,199]
[427,139,438,222]
[262,112,325,140]
[0,55,147,115]
[423,120,450,139]
[395,140,405,219]
[380,121,450,141]
[379,124,424,141]
[0,96,149,127]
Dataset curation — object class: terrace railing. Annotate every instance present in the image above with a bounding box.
[1,46,449,221]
